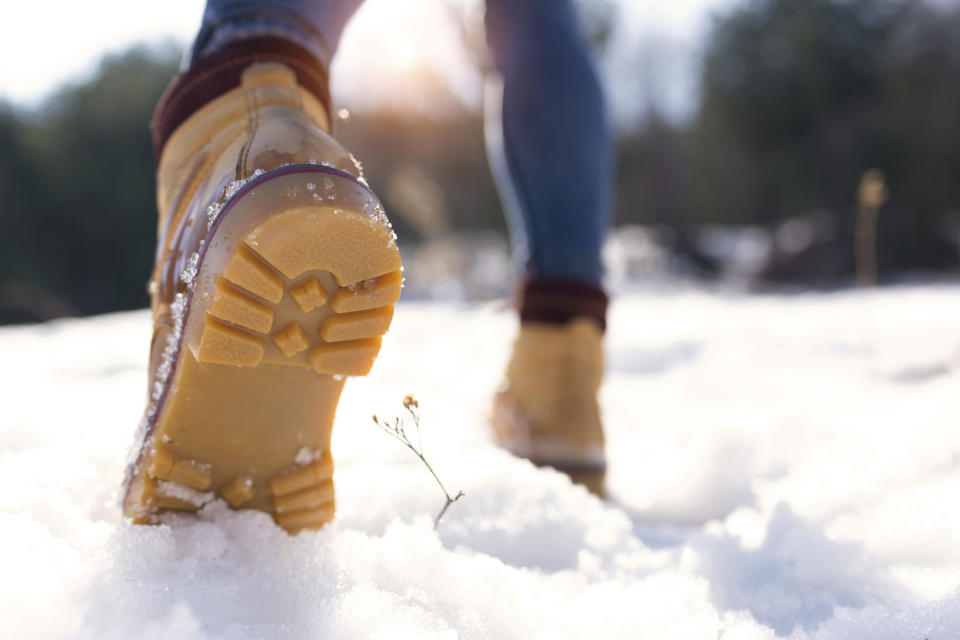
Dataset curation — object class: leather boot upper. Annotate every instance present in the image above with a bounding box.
[492,318,606,468]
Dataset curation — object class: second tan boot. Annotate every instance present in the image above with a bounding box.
[491,318,606,495]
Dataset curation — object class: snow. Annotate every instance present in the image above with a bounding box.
[155,480,214,509]
[2,285,960,638]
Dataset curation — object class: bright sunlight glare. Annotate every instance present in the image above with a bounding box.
[0,0,737,122]
[332,0,484,116]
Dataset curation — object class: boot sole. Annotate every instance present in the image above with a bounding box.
[123,165,402,533]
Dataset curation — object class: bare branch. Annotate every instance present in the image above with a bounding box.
[372,396,465,529]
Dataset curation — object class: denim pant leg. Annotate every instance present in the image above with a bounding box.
[187,0,364,70]
[485,0,612,287]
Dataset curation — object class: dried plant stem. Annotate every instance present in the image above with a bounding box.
[373,396,464,529]
[856,169,888,287]
[855,204,879,287]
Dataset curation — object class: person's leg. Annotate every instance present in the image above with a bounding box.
[485,0,612,326]
[187,0,364,71]
[485,0,612,495]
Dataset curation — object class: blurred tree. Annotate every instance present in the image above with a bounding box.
[0,44,179,323]
[688,0,960,280]
[9,0,960,323]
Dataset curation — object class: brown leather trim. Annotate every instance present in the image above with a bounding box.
[150,36,332,163]
[520,278,608,331]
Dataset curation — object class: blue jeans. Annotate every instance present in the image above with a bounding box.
[190,0,611,287]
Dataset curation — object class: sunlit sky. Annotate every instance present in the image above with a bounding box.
[0,0,742,124]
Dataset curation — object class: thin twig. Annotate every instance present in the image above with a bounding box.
[433,489,465,529]
[372,395,465,529]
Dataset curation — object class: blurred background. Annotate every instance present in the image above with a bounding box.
[3,0,960,324]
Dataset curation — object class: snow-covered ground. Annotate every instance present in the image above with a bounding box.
[2,285,960,639]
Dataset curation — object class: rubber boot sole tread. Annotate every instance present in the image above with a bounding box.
[124,177,401,533]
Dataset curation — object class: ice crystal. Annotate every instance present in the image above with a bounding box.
[294,446,321,466]
[349,153,365,179]
[157,480,215,508]
[179,252,200,287]
[223,169,265,202]
[205,202,223,229]
[224,179,244,200]
[369,202,391,229]
[145,291,186,409]
[170,292,187,327]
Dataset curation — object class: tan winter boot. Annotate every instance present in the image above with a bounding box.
[122,39,402,533]
[492,318,606,495]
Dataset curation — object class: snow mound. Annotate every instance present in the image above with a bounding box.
[2,286,960,638]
